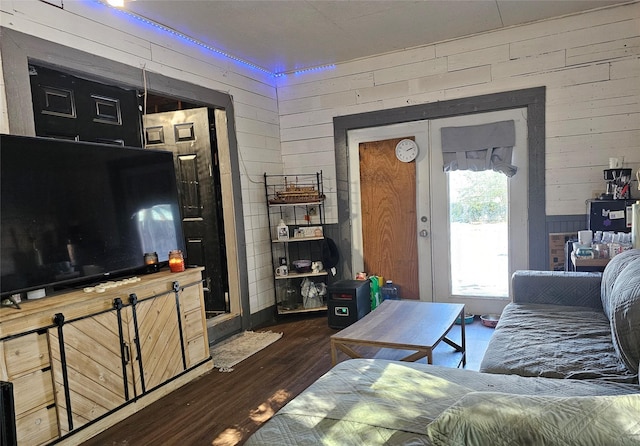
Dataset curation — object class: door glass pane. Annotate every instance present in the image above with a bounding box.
[448,170,508,297]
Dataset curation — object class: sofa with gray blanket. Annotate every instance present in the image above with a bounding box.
[480,249,640,383]
[246,250,640,445]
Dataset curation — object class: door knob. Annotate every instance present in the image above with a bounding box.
[419,229,429,237]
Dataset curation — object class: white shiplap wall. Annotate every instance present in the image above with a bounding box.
[276,2,640,217]
[0,0,281,313]
[1,1,639,314]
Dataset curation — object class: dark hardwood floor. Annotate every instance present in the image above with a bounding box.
[84,314,337,446]
[83,312,493,445]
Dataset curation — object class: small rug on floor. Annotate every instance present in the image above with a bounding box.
[211,330,283,372]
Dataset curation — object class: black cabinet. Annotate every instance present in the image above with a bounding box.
[587,199,635,232]
[327,280,371,329]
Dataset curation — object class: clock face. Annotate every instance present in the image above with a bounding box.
[395,139,418,162]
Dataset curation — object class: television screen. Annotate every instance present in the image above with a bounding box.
[1,134,185,298]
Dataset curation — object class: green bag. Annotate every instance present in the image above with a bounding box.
[369,276,381,310]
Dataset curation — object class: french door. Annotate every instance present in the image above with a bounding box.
[348,122,432,300]
[347,109,528,312]
[428,108,529,314]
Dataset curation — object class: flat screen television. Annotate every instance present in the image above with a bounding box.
[1,134,185,299]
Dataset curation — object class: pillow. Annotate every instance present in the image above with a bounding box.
[427,392,640,446]
[601,250,640,320]
[609,257,640,374]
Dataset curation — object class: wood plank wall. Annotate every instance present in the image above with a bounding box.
[1,1,638,314]
[276,2,640,219]
[0,0,281,315]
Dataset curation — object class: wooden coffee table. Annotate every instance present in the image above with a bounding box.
[330,300,466,367]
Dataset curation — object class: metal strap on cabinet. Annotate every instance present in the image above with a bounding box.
[173,281,188,371]
[113,298,131,401]
[53,312,73,432]
[127,294,145,395]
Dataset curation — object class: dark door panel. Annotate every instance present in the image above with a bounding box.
[30,64,142,147]
[144,108,229,314]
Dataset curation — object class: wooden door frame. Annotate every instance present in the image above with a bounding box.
[334,87,546,281]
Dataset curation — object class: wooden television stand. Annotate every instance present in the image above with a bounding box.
[0,267,213,446]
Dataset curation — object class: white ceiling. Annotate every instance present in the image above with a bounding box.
[121,0,628,75]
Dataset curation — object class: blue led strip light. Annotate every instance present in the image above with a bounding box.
[291,65,336,76]
[95,0,335,78]
[97,0,272,76]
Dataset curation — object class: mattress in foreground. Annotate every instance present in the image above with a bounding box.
[245,359,639,446]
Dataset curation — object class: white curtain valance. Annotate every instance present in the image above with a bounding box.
[440,120,517,177]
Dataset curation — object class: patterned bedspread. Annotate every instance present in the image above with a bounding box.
[245,359,639,445]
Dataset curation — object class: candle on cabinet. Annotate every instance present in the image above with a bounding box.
[168,250,185,272]
[144,252,159,273]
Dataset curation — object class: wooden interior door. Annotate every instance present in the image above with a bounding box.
[359,138,419,299]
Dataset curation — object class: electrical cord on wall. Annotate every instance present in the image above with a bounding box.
[237,146,266,185]
[135,63,337,197]
[141,64,148,148]
[142,64,148,117]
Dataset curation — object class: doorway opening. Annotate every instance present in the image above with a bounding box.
[144,94,230,317]
[345,106,530,314]
[29,64,230,318]
[334,88,546,293]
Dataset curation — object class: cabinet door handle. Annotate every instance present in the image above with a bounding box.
[123,342,130,364]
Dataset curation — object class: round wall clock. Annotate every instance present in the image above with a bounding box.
[395,139,419,162]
